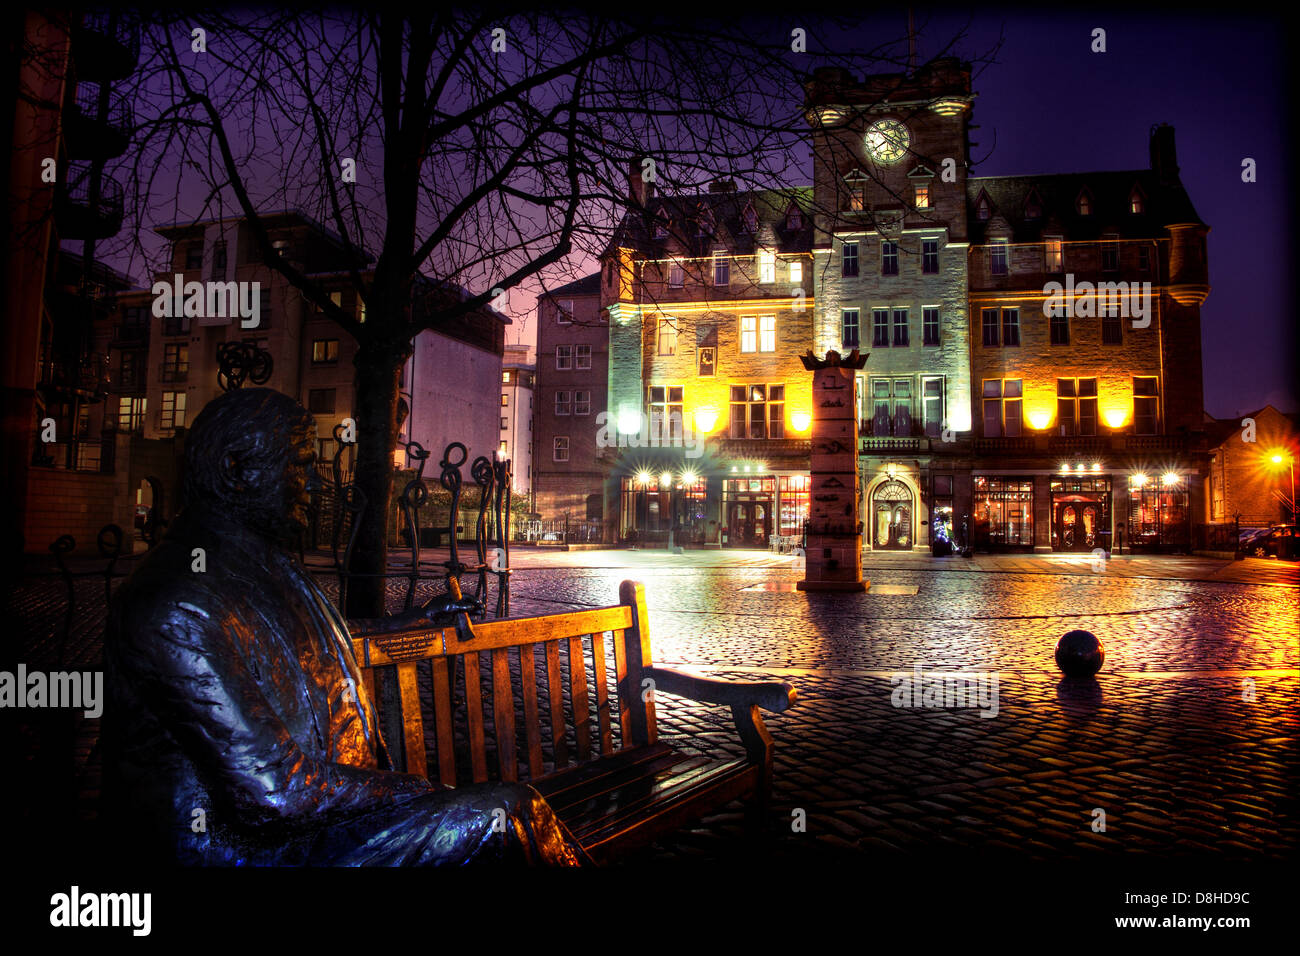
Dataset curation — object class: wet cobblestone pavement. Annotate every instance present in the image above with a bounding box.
[8,549,1298,865]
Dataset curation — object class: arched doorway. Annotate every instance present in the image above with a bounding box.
[1055,499,1101,552]
[871,479,913,550]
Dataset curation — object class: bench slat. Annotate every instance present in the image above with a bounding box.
[568,757,751,842]
[591,630,614,756]
[431,657,456,787]
[463,652,488,783]
[544,640,568,770]
[536,744,684,813]
[491,647,517,782]
[569,635,592,762]
[396,663,427,778]
[518,644,544,778]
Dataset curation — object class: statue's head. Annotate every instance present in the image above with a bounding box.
[183,388,319,541]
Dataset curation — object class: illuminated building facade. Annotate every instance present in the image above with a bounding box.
[603,172,816,546]
[805,60,1210,553]
[601,59,1211,552]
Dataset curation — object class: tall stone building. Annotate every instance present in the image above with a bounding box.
[801,58,1211,554]
[603,174,816,547]
[534,273,607,532]
[498,342,535,499]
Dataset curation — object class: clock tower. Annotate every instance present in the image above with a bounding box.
[805,59,976,552]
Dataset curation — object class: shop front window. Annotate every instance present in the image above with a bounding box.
[973,476,1035,549]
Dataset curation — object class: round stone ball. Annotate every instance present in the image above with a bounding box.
[1055,629,1105,677]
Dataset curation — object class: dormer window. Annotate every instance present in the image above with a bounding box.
[697,205,714,237]
[742,203,758,234]
[1076,189,1092,216]
[1129,187,1144,214]
[785,204,802,230]
[654,217,670,238]
[1024,189,1042,219]
[914,183,930,209]
[976,193,991,220]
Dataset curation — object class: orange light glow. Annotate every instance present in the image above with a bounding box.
[1028,410,1051,430]
[694,407,719,434]
[1104,408,1128,428]
[791,412,812,432]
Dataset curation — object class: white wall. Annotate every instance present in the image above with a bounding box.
[400,330,503,479]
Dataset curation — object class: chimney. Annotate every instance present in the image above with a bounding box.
[1150,123,1179,184]
[628,156,653,207]
[708,178,735,194]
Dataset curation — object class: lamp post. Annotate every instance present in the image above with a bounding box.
[1271,452,1296,523]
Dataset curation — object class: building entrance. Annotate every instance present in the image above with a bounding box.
[871,478,913,550]
[1054,500,1102,552]
[727,499,770,547]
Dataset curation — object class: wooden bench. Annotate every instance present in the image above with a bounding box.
[350,580,797,863]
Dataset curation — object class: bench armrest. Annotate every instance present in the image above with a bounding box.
[640,665,797,713]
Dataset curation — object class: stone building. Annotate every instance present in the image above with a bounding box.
[534,272,608,533]
[1204,406,1298,527]
[498,343,535,499]
[603,174,817,547]
[802,59,1212,554]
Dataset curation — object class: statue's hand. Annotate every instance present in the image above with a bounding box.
[418,592,482,625]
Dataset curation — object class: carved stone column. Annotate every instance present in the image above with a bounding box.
[798,349,868,592]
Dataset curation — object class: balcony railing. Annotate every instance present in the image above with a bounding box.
[72,11,140,80]
[860,436,923,453]
[65,82,134,160]
[1125,434,1191,454]
[1047,435,1111,455]
[31,437,115,474]
[37,353,109,397]
[973,436,1037,453]
[55,164,124,239]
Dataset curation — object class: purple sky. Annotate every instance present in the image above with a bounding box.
[912,11,1292,419]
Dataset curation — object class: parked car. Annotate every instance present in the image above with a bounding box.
[1247,525,1296,559]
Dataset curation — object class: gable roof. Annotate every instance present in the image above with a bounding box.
[540,271,601,299]
[966,170,1204,244]
[605,186,815,259]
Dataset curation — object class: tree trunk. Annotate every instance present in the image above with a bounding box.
[344,337,410,618]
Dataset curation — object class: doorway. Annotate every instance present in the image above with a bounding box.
[1055,501,1100,552]
[871,478,913,550]
[727,501,770,547]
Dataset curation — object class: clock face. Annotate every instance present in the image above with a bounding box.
[865,119,909,163]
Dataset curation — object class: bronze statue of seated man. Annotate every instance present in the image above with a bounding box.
[101,387,586,865]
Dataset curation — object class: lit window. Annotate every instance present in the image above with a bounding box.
[914,182,930,209]
[648,386,684,441]
[1130,189,1144,214]
[758,250,775,284]
[1045,237,1063,273]
[501,394,508,406]
[657,318,677,355]
[161,391,187,430]
[740,316,757,353]
[1077,191,1092,216]
[311,339,339,364]
[668,259,684,288]
[789,261,803,283]
[502,370,512,383]
[759,315,776,352]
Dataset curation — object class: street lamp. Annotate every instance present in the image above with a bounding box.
[1270,451,1296,523]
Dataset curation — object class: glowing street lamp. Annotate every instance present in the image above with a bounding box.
[1269,450,1296,522]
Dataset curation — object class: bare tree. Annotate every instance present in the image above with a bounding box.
[109,10,990,615]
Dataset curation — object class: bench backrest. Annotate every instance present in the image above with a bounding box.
[353,580,657,786]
